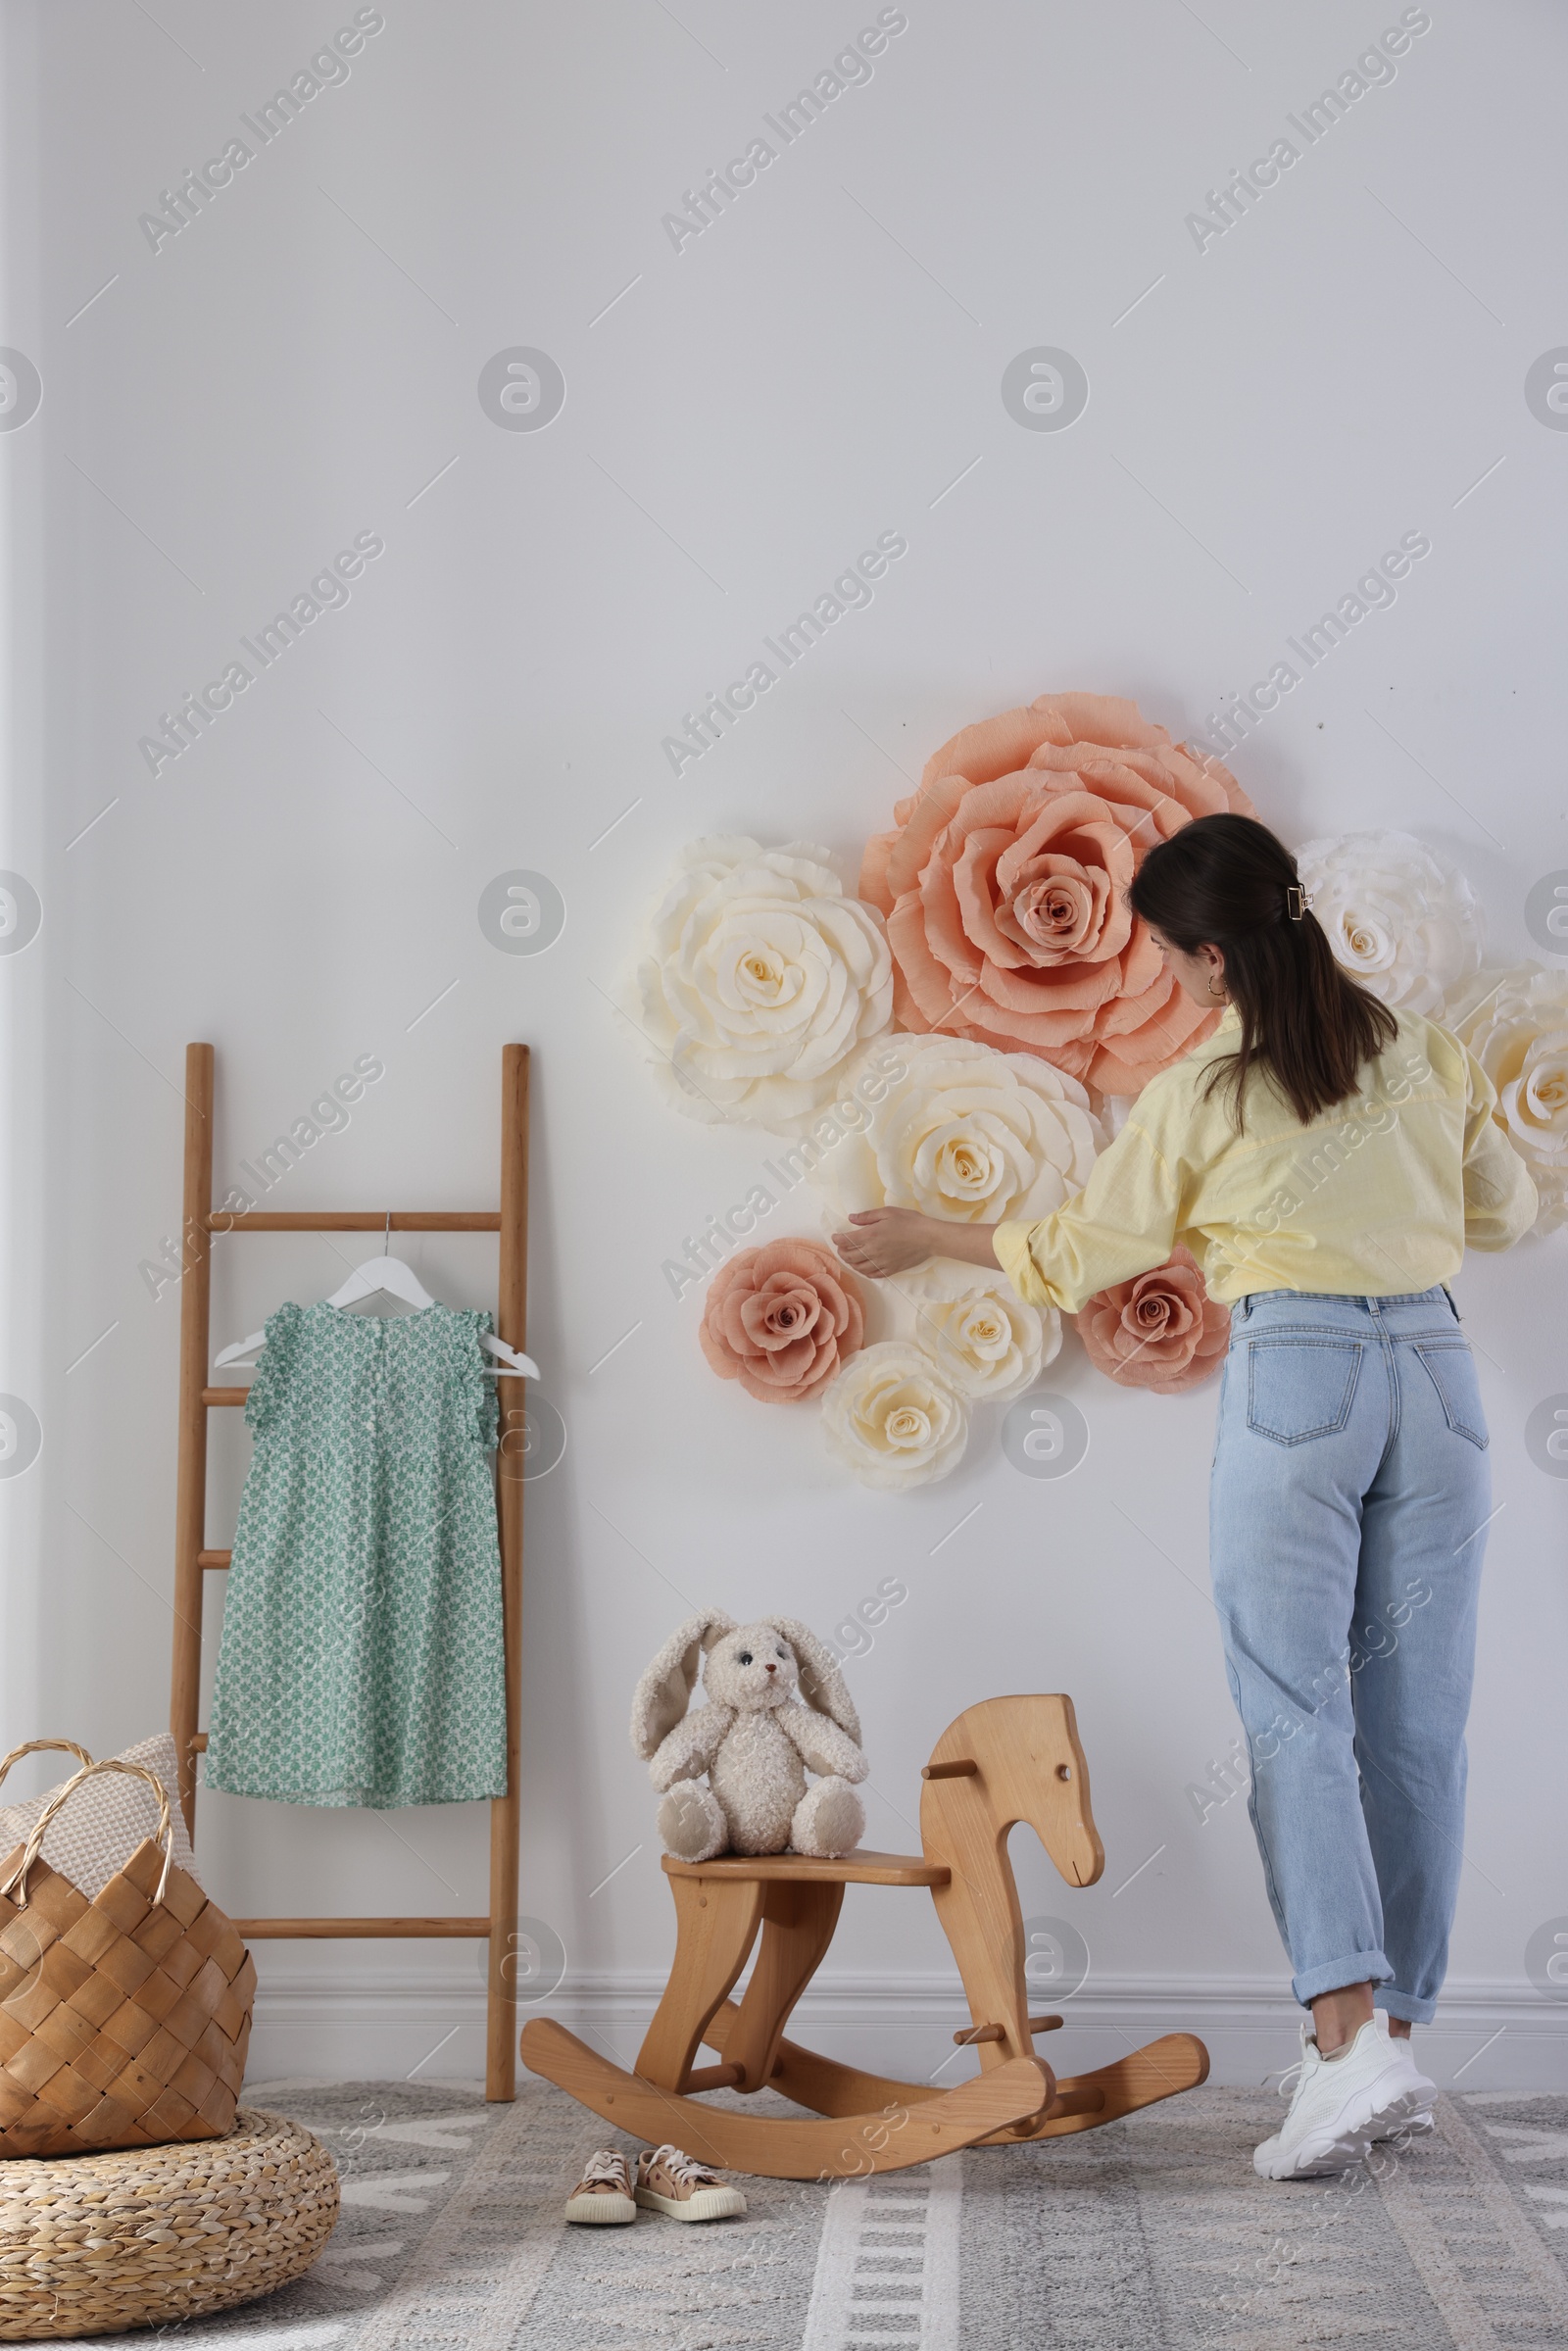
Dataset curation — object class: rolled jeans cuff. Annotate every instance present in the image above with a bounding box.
[1292,1949,1394,2008]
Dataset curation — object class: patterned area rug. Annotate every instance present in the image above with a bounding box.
[128,2078,1568,2350]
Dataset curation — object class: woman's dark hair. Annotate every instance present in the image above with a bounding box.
[1127,813,1397,1126]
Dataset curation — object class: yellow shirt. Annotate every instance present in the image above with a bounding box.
[993,1006,1538,1312]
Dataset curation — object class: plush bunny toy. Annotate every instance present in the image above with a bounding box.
[629,1612,868,1863]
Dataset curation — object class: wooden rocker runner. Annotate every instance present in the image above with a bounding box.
[520,1695,1208,2179]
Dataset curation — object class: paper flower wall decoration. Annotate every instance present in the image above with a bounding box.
[636,838,893,1130]
[1450,964,1567,1230]
[1295,829,1483,1015]
[820,1341,969,1489]
[699,1240,864,1403]
[808,1035,1104,1269]
[859,693,1253,1099]
[889,1260,1059,1401]
[628,712,1551,1493]
[1075,1246,1230,1394]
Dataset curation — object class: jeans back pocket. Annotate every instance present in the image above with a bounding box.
[1246,1337,1363,1445]
[1414,1341,1489,1448]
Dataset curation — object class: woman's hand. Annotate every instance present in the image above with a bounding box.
[831,1208,939,1279]
[832,1208,1002,1280]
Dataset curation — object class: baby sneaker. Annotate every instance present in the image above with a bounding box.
[1254,2018,1437,2180]
[564,2148,636,2224]
[634,2143,747,2222]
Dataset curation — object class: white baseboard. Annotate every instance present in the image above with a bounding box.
[244,1968,1568,2095]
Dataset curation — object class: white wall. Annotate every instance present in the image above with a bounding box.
[3,0,1566,2097]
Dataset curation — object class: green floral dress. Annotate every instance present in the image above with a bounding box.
[204,1301,508,1808]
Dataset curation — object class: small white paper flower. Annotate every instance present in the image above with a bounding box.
[887,1260,1058,1401]
[634,838,893,1130]
[1451,963,1566,1229]
[809,1034,1103,1280]
[1295,829,1483,1015]
[821,1340,969,1489]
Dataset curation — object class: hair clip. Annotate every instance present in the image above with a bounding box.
[1285,883,1310,920]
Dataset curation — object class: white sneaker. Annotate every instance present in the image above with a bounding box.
[1254,2018,1437,2180]
[1369,2014,1435,2139]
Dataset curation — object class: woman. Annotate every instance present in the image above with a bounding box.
[834,812,1535,2180]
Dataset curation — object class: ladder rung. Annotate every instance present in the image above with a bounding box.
[203,1388,249,1406]
[209,1211,501,1233]
[191,1738,492,1937]
[198,1550,231,1569]
[233,1916,493,1937]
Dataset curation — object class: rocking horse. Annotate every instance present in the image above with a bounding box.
[519,1695,1209,2179]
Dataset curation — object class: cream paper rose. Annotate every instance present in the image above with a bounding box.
[821,1340,969,1489]
[635,838,893,1130]
[885,1259,1058,1401]
[1294,829,1483,1015]
[1450,964,1568,1229]
[808,1034,1103,1276]
[859,693,1254,1096]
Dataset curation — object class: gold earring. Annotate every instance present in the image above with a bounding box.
[1207,975,1227,1001]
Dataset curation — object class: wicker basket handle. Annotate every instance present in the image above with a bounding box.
[0,1759,174,1909]
[0,1738,94,1794]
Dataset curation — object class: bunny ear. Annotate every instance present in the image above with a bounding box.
[765,1617,862,1746]
[629,1611,737,1758]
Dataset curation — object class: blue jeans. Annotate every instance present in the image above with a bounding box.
[1208,1286,1490,2024]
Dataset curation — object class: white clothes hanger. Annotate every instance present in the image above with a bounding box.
[324,1243,437,1315]
[215,1214,539,1380]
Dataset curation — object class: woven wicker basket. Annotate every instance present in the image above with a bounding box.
[0,2106,339,2338]
[0,1760,255,2158]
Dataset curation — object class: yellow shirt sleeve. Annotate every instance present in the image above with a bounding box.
[993,1118,1185,1314]
[1458,1041,1538,1249]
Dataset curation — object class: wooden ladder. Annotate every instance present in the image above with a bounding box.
[169,1041,530,2101]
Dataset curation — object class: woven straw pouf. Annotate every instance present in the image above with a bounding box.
[0,2107,338,2339]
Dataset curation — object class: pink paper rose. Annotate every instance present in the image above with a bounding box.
[700,1239,864,1403]
[860,693,1254,1098]
[1075,1246,1230,1394]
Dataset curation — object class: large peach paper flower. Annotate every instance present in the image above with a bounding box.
[1076,1246,1230,1394]
[700,1239,864,1403]
[860,694,1253,1098]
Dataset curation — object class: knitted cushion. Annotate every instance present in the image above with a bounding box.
[0,1737,198,1900]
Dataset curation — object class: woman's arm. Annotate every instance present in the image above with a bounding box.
[833,1209,998,1280]
[835,1115,1184,1309]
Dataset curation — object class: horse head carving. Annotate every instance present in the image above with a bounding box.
[920,1694,1104,2080]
